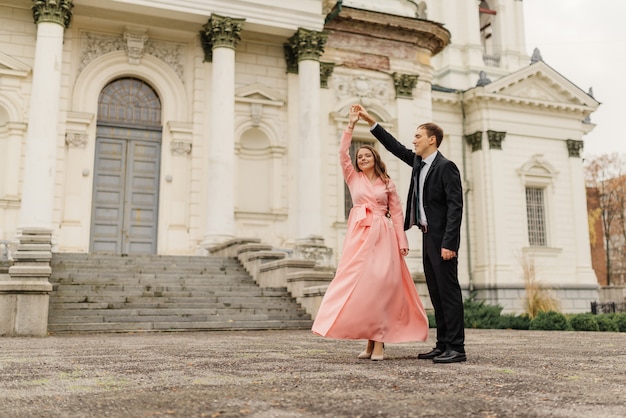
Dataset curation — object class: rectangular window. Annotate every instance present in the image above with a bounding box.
[526,187,547,246]
[344,139,371,219]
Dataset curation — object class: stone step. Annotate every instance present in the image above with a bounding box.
[48,253,312,333]
[51,286,288,296]
[48,306,306,317]
[47,319,313,333]
[49,301,304,310]
[50,275,256,285]
[48,312,309,324]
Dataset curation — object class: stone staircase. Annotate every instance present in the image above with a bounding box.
[48,253,313,333]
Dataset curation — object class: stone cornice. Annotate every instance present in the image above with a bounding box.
[462,89,594,116]
[324,6,450,56]
[32,0,73,28]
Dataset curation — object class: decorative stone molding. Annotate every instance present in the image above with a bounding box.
[320,62,335,88]
[64,111,93,148]
[167,121,193,156]
[123,28,149,65]
[65,132,88,148]
[332,74,394,105]
[566,139,584,158]
[284,28,328,72]
[79,31,185,80]
[32,0,73,28]
[464,131,483,152]
[200,14,245,62]
[487,130,506,150]
[392,72,418,99]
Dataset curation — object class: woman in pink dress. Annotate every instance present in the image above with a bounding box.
[312,105,429,361]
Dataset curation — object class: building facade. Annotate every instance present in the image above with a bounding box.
[0,0,599,313]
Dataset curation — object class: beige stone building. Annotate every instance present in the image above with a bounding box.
[0,0,600,334]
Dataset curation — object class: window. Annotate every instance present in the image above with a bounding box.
[344,139,372,219]
[479,1,499,67]
[525,187,547,246]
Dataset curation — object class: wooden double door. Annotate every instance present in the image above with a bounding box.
[90,78,162,255]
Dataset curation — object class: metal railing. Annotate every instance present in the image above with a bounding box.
[591,301,626,314]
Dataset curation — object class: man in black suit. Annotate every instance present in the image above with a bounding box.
[355,105,466,363]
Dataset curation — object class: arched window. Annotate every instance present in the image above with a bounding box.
[479,0,499,67]
[518,155,559,247]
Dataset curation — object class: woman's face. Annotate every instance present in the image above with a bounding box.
[357,148,375,172]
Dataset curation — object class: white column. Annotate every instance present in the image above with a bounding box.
[296,58,322,239]
[205,46,236,243]
[19,21,65,229]
[199,14,245,246]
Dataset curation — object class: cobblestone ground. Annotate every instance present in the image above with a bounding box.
[1,329,625,418]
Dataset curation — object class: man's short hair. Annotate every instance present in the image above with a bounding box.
[418,122,444,147]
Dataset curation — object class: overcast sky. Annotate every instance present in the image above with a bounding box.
[523,0,626,158]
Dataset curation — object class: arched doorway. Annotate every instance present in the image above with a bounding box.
[90,77,162,255]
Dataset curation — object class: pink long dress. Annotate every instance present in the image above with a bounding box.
[311,131,429,343]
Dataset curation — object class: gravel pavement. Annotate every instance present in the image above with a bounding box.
[1,329,625,418]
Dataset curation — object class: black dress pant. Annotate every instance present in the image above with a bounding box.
[422,234,465,352]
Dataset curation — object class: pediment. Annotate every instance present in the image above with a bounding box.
[481,61,598,109]
[235,83,285,106]
[0,51,30,77]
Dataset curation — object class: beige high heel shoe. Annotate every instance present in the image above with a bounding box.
[357,340,375,359]
[371,341,385,361]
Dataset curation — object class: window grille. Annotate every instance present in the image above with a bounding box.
[526,187,547,246]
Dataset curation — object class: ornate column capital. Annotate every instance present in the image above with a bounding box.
[200,14,245,62]
[464,131,483,152]
[487,130,506,150]
[284,28,328,72]
[32,0,73,28]
[392,73,419,99]
[320,62,335,88]
[566,139,584,158]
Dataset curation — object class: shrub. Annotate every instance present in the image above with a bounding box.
[497,313,530,330]
[464,299,503,329]
[569,313,599,331]
[427,312,437,328]
[529,311,570,331]
[614,312,626,332]
[595,314,619,332]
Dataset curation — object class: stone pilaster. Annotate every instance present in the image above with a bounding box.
[393,73,419,99]
[487,130,506,150]
[200,14,245,62]
[566,139,584,158]
[465,131,483,152]
[320,62,335,88]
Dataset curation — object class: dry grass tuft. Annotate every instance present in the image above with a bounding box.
[521,254,561,319]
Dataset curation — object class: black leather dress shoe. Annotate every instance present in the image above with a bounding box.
[432,349,467,364]
[417,348,445,360]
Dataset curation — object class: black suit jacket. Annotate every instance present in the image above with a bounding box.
[371,124,463,252]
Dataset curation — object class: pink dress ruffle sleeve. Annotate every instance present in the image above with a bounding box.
[311,130,429,343]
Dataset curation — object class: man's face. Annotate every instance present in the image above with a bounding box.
[412,127,433,157]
